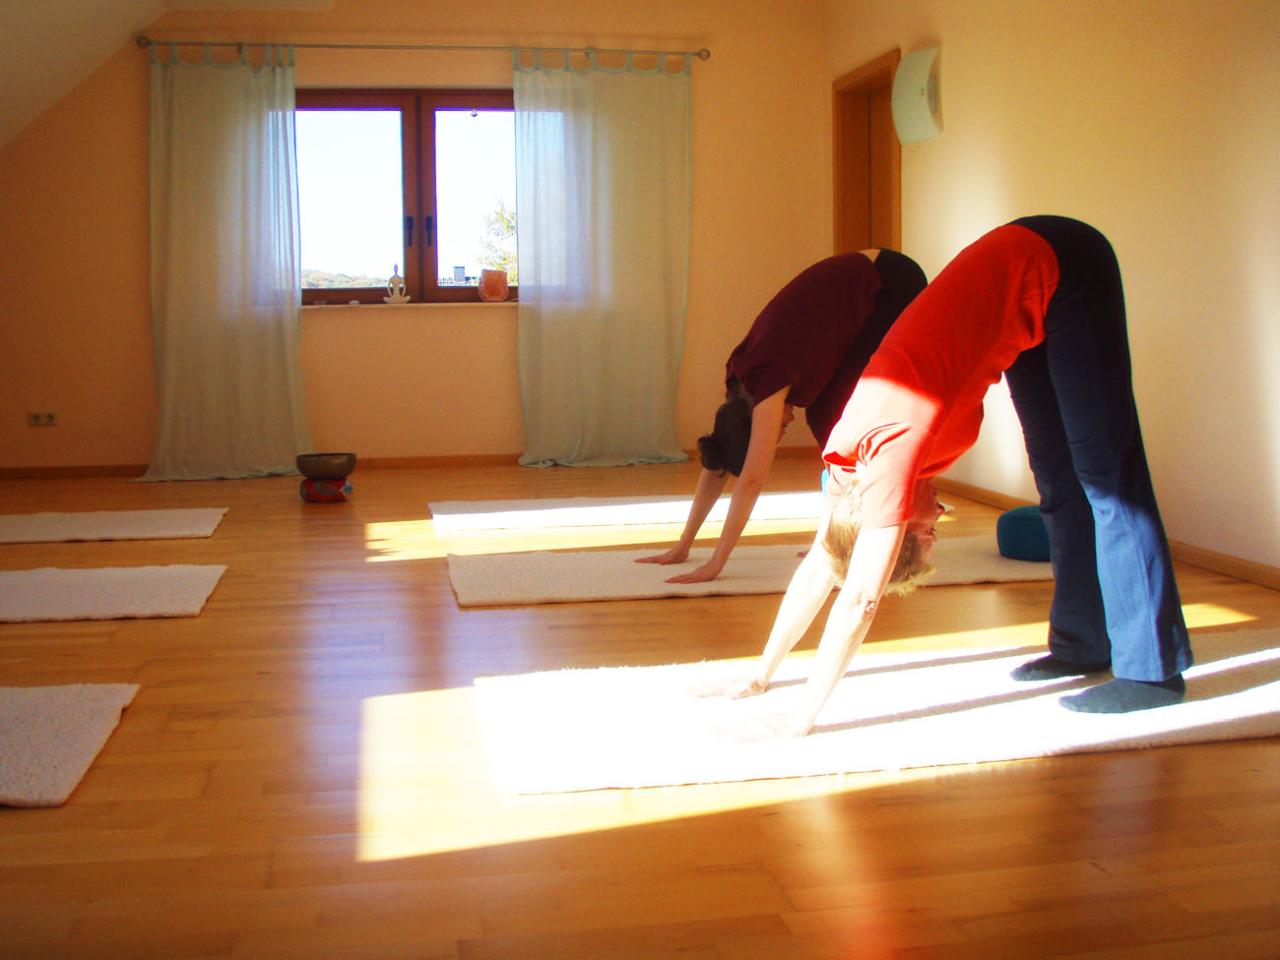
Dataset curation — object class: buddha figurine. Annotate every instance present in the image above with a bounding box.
[383,265,410,304]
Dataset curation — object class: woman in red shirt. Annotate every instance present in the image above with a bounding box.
[637,249,926,583]
[731,216,1192,727]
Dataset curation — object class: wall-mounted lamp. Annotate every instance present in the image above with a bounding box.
[892,47,942,144]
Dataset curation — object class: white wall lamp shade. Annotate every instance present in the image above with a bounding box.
[892,47,942,144]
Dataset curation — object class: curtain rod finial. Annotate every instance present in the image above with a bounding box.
[136,35,151,48]
[697,48,710,60]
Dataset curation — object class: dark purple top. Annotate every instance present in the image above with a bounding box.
[725,252,884,444]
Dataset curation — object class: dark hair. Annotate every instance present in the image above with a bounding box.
[698,379,752,475]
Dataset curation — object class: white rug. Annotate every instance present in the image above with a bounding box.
[429,491,826,532]
[0,565,227,622]
[0,507,227,543]
[447,535,1051,607]
[475,627,1280,793]
[0,683,140,807]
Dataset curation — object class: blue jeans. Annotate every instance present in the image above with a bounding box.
[1005,216,1192,681]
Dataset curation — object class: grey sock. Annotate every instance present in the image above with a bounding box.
[1011,654,1111,682]
[1059,676,1186,714]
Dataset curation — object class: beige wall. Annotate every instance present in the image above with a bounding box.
[825,0,1280,569]
[0,44,154,468]
[5,0,1276,569]
[0,0,828,469]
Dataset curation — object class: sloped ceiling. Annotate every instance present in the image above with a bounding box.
[0,0,330,147]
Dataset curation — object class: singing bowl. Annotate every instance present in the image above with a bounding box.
[296,452,357,480]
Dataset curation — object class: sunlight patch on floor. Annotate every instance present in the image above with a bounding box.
[362,517,822,563]
[1182,602,1256,629]
[354,600,1254,863]
[428,490,829,531]
[886,602,1253,649]
[354,682,950,863]
[361,507,958,563]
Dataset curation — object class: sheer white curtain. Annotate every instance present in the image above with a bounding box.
[143,44,310,481]
[514,50,691,466]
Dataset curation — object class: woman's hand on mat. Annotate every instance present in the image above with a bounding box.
[688,672,767,699]
[635,544,690,565]
[726,674,769,699]
[733,709,811,742]
[664,560,723,584]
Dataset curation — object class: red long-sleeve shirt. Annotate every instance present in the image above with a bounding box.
[823,224,1060,527]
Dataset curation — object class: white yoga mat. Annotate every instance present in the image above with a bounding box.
[0,683,140,807]
[475,627,1280,793]
[0,507,227,544]
[429,491,826,532]
[0,565,227,622]
[447,535,1051,607]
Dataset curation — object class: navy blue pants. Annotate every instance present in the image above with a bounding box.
[1005,216,1192,681]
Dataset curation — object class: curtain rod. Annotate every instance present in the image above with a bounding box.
[135,35,710,61]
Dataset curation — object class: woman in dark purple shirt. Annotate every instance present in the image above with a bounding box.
[637,249,926,582]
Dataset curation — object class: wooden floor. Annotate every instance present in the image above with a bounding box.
[1,459,1277,959]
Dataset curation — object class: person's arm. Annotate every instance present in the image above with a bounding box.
[787,522,906,735]
[635,466,729,565]
[664,388,787,584]
[723,523,838,697]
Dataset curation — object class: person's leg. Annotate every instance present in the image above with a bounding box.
[1005,342,1112,680]
[1015,217,1192,710]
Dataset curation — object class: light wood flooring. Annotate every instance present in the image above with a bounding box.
[1,459,1277,959]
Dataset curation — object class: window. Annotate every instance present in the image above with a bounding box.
[296,89,517,304]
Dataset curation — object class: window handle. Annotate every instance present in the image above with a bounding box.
[424,215,434,247]
[405,215,414,248]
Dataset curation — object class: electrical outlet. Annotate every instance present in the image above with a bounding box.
[26,412,57,427]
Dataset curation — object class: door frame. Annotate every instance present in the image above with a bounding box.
[832,49,902,254]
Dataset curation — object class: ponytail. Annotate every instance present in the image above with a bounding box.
[698,388,752,476]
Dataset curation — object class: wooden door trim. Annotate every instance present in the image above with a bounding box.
[833,49,900,95]
[833,49,902,253]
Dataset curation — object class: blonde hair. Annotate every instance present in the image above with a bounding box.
[822,480,936,595]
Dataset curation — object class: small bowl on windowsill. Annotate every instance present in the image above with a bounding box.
[297,452,357,480]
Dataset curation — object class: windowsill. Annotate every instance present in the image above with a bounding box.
[302,300,518,311]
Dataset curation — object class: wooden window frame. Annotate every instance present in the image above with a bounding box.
[296,87,517,305]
